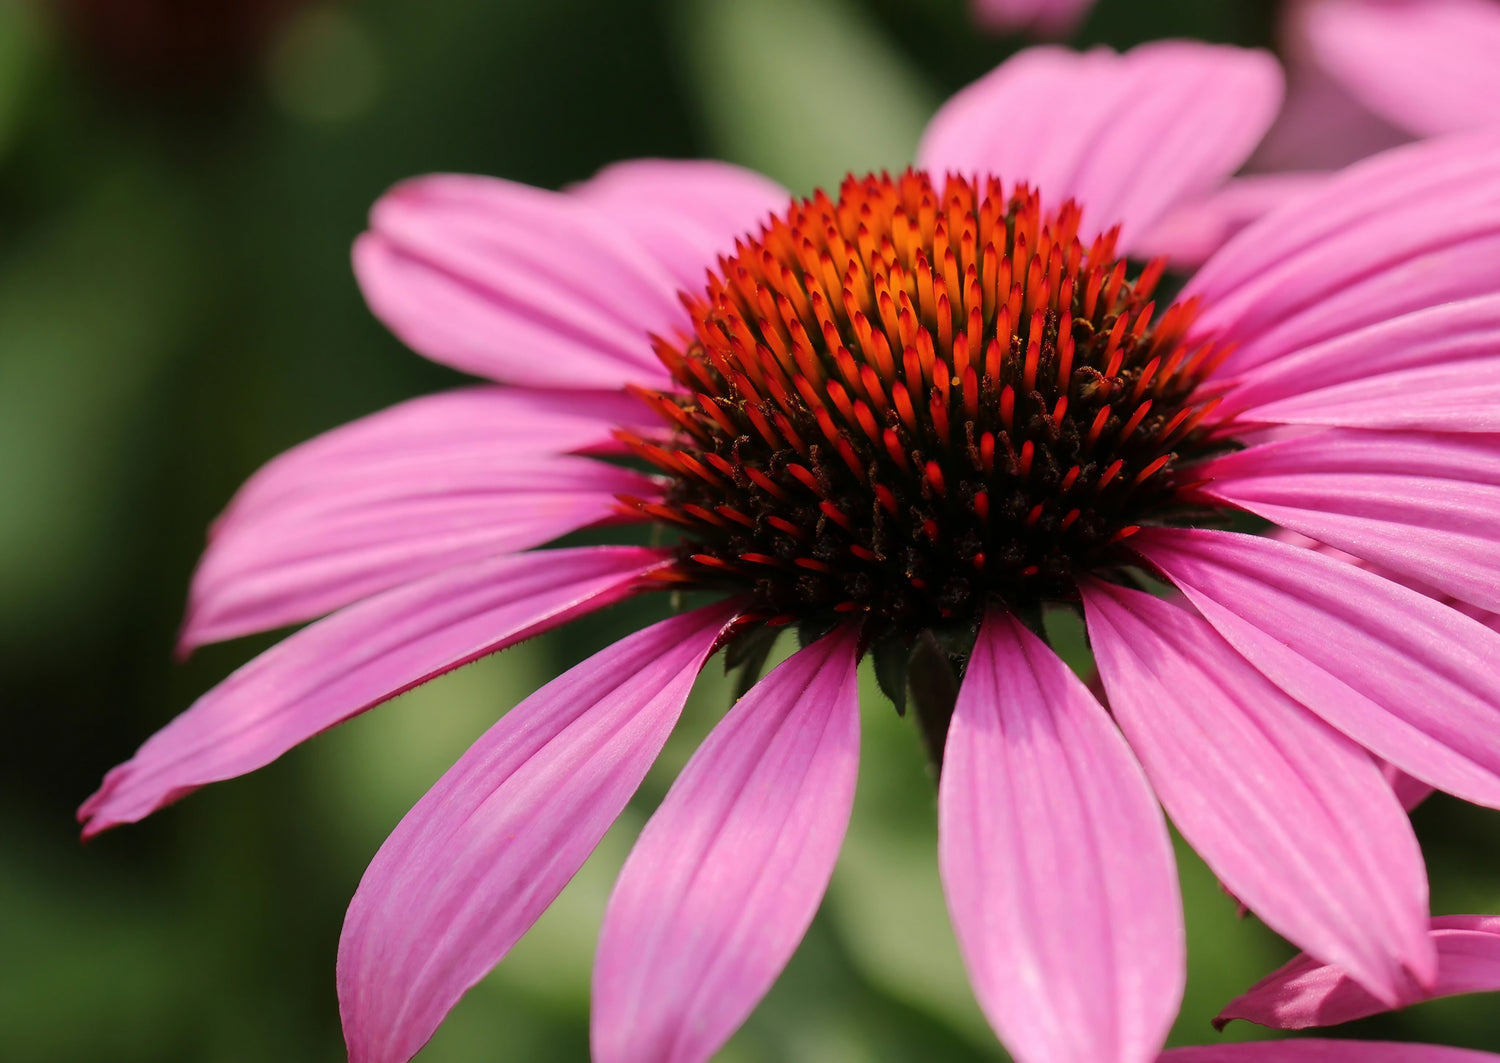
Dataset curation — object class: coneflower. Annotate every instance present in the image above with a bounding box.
[81,40,1500,1063]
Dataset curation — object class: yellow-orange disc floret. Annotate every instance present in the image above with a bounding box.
[619,170,1230,634]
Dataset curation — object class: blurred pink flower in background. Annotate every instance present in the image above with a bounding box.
[1258,0,1500,172]
[1160,0,1500,262]
[78,35,1500,1063]
[972,0,1095,36]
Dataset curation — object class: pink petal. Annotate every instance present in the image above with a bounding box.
[1218,914,1500,1030]
[1134,173,1329,268]
[1082,580,1434,1004]
[971,0,1096,36]
[78,546,670,836]
[917,42,1282,251]
[1269,527,1500,631]
[180,387,659,650]
[1199,431,1500,614]
[1381,760,1435,814]
[1135,528,1500,811]
[1241,363,1500,433]
[591,625,861,1063]
[1300,0,1500,139]
[356,173,689,389]
[1187,133,1500,380]
[1162,1041,1500,1063]
[1221,294,1500,428]
[570,159,787,297]
[338,604,733,1063]
[183,449,655,649]
[938,610,1183,1063]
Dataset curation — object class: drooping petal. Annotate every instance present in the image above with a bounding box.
[1133,172,1328,268]
[78,546,671,836]
[938,610,1183,1063]
[1299,0,1500,139]
[917,42,1282,251]
[1135,528,1500,810]
[591,626,861,1063]
[1161,1041,1500,1063]
[1082,580,1434,1004]
[571,159,787,297]
[338,604,733,1063]
[1198,430,1500,614]
[183,451,656,648]
[971,0,1096,37]
[1187,133,1500,380]
[355,173,689,389]
[1220,294,1500,429]
[1218,914,1500,1030]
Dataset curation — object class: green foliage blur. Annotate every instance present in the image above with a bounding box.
[3,0,1496,1059]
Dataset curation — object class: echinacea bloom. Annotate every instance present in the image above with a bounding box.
[972,0,1095,36]
[1217,914,1500,1031]
[80,37,1500,1063]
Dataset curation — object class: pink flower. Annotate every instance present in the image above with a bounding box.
[79,39,1500,1063]
[972,0,1095,36]
[1259,0,1500,172]
[977,2,1500,266]
[1217,915,1500,1031]
[1162,0,1500,261]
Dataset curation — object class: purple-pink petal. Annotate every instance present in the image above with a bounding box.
[1299,0,1500,139]
[1137,528,1500,811]
[1218,914,1500,1030]
[938,610,1183,1063]
[1082,580,1435,1005]
[917,42,1282,251]
[1240,362,1500,433]
[79,546,670,836]
[220,387,655,515]
[337,603,734,1063]
[1220,294,1500,428]
[1187,132,1500,380]
[591,625,861,1063]
[1133,172,1329,268]
[1161,1041,1500,1063]
[1199,430,1500,614]
[177,383,657,641]
[356,173,689,390]
[570,159,787,298]
[182,449,655,649]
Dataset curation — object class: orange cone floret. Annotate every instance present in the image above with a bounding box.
[620,170,1230,633]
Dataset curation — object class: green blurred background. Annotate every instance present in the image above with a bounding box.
[3,0,1496,1059]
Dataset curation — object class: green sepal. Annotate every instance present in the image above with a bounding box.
[723,623,782,701]
[871,631,912,716]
